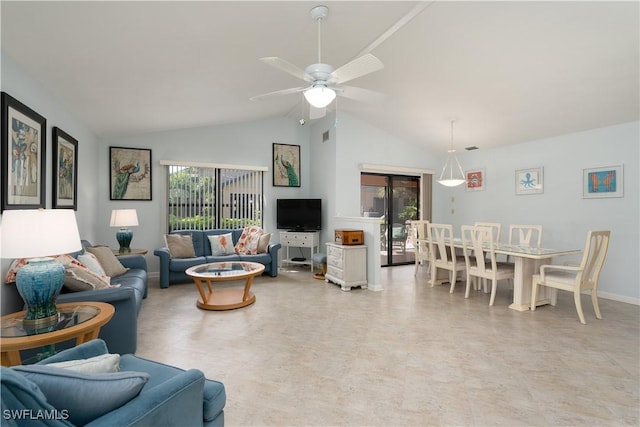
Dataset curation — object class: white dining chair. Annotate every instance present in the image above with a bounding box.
[428,223,466,293]
[461,225,514,306]
[474,222,502,243]
[508,224,542,248]
[531,230,610,324]
[409,220,430,276]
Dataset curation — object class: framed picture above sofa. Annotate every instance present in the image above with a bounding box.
[109,147,152,200]
[1,92,47,211]
[52,127,78,210]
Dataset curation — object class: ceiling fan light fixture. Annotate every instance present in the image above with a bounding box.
[304,85,336,108]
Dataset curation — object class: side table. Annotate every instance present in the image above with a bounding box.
[112,248,148,256]
[0,301,115,366]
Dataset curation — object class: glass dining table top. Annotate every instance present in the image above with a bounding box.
[421,238,581,258]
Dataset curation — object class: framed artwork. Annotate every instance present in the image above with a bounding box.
[52,127,78,209]
[273,143,300,187]
[109,147,152,200]
[465,168,485,192]
[516,167,543,195]
[583,165,623,198]
[1,92,46,211]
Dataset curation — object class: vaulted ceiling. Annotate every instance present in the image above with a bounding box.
[2,1,638,152]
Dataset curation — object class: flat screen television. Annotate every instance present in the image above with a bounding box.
[276,198,322,231]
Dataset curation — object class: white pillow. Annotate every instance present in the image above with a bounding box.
[46,353,121,374]
[208,233,235,256]
[78,252,107,276]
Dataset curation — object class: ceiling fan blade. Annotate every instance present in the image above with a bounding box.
[337,85,386,104]
[259,57,314,82]
[250,86,307,102]
[309,105,326,120]
[328,53,384,85]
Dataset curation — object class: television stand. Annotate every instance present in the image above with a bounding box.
[279,231,320,272]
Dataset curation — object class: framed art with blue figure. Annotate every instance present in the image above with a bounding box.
[1,92,46,212]
[109,147,152,200]
[273,143,300,187]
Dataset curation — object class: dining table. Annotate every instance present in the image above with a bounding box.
[420,238,581,311]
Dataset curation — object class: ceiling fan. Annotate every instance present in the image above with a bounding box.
[250,5,386,119]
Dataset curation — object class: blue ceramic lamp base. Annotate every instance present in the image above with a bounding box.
[15,258,65,330]
[116,228,133,253]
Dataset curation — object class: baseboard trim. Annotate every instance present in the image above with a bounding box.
[598,291,639,306]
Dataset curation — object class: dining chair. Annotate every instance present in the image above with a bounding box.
[474,222,502,243]
[508,224,542,248]
[461,225,515,306]
[531,230,610,324]
[427,223,466,293]
[409,220,430,276]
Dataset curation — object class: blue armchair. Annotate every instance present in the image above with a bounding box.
[1,339,226,426]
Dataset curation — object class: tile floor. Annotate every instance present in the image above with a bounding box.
[136,265,639,426]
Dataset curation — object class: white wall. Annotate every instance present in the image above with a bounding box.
[1,53,101,313]
[432,121,640,303]
[98,117,312,273]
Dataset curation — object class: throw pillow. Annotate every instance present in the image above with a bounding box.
[234,226,264,255]
[77,252,107,277]
[165,234,196,258]
[46,353,120,374]
[257,233,271,254]
[86,246,128,278]
[208,233,235,256]
[64,265,112,292]
[12,364,149,426]
[4,258,28,283]
[5,255,82,283]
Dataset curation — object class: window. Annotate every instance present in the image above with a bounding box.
[163,161,265,231]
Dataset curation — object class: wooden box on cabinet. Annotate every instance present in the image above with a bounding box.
[325,243,367,291]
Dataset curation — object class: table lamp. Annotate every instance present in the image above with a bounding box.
[110,209,139,253]
[0,209,82,329]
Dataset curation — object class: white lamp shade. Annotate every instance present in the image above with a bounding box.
[304,86,336,108]
[0,209,82,259]
[110,209,139,227]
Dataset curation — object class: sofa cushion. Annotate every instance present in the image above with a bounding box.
[208,233,235,256]
[205,254,242,264]
[12,364,149,426]
[234,226,264,255]
[169,256,207,272]
[238,253,271,265]
[203,379,227,423]
[86,246,129,278]
[165,234,196,258]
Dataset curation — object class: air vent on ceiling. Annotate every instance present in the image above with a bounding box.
[465,146,479,151]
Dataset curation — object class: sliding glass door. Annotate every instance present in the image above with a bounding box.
[361,173,420,266]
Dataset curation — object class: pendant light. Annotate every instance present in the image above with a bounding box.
[437,120,466,187]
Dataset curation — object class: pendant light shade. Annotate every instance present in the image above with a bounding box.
[437,120,466,187]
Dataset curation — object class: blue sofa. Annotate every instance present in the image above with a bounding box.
[154,229,281,289]
[1,339,226,426]
[3,240,147,357]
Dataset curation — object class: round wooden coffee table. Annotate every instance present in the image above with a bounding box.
[185,261,265,311]
[0,302,115,366]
